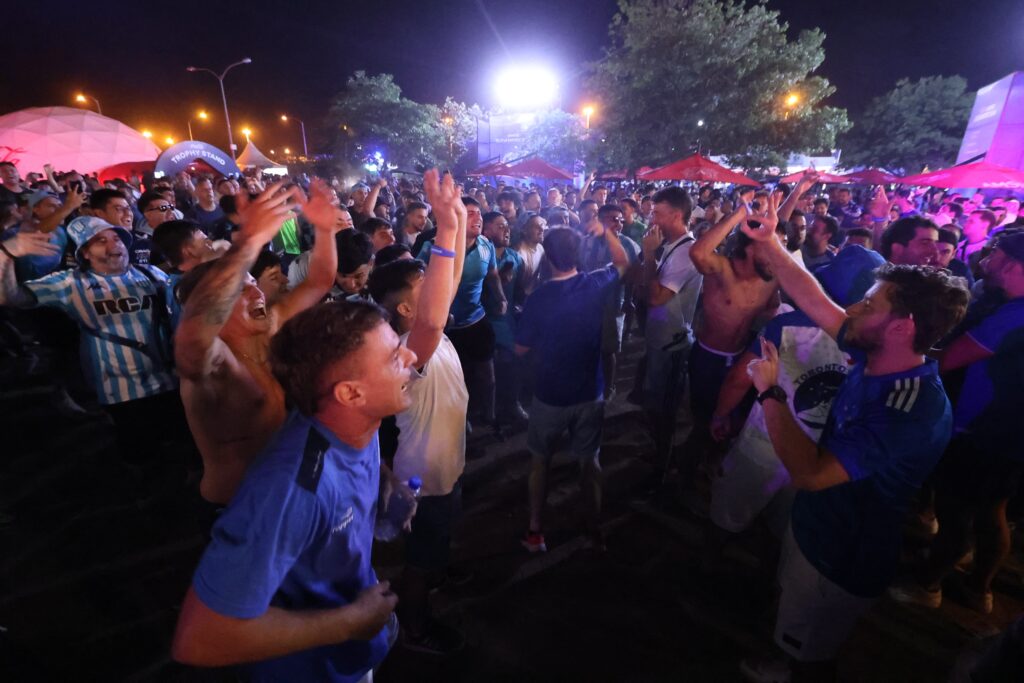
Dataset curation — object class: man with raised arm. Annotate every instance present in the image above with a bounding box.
[368,170,469,654]
[515,223,631,553]
[736,211,970,682]
[686,196,783,490]
[173,180,341,505]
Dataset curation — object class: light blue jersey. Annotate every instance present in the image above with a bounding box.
[25,265,178,405]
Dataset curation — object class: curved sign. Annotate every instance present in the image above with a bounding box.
[155,141,240,177]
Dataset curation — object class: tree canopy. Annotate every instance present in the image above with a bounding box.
[838,76,973,174]
[327,71,446,170]
[587,0,849,172]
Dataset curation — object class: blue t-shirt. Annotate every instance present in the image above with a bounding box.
[192,411,393,682]
[516,265,619,406]
[954,297,1024,455]
[577,233,640,312]
[419,236,498,328]
[487,247,523,351]
[186,204,226,233]
[791,325,952,598]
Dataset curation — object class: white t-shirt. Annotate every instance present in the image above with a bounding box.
[517,242,545,293]
[393,333,469,496]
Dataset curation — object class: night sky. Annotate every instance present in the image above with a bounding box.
[3,0,1021,154]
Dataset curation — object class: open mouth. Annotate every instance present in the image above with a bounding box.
[251,303,268,320]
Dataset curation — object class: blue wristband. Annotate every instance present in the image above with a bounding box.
[431,245,456,258]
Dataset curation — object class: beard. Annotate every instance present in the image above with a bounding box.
[844,320,884,353]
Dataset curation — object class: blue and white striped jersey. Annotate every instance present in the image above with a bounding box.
[25,265,178,405]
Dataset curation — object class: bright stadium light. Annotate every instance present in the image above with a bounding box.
[493,65,558,110]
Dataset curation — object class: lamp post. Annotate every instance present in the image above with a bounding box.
[242,128,253,145]
[280,114,308,157]
[783,92,799,120]
[187,110,209,141]
[582,105,595,130]
[74,92,102,115]
[186,57,252,159]
[442,116,454,162]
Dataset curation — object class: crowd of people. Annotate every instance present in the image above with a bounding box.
[2,156,1024,682]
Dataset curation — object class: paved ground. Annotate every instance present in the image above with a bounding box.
[2,337,1022,681]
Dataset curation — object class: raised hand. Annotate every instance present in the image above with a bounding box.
[798,169,820,188]
[642,223,663,257]
[867,186,891,220]
[297,179,342,232]
[1,232,61,258]
[423,169,464,235]
[64,184,86,211]
[746,337,780,393]
[234,182,301,247]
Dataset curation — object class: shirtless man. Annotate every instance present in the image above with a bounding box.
[686,195,783,486]
[174,180,341,504]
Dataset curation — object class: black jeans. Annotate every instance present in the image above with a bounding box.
[446,318,496,425]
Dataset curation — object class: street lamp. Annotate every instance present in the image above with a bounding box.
[280,114,309,157]
[164,136,175,145]
[582,105,595,129]
[141,130,153,139]
[186,57,252,159]
[785,93,800,108]
[187,110,209,141]
[74,92,102,115]
[284,147,291,155]
[697,119,705,127]
[242,128,253,144]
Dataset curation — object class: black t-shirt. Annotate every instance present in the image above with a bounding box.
[0,184,31,206]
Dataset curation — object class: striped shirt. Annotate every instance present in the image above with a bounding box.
[25,265,178,405]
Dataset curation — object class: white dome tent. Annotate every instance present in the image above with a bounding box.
[0,106,160,174]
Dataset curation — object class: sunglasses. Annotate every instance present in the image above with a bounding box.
[146,204,174,213]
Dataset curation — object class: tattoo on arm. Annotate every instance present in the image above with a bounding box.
[182,245,259,327]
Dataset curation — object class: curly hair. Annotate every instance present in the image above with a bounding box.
[874,263,969,353]
[269,301,388,415]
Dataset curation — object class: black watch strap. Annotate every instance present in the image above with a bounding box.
[757,385,787,405]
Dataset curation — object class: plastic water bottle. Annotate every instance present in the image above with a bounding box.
[374,476,422,541]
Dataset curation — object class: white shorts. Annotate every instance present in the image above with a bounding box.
[710,432,793,535]
[775,526,876,662]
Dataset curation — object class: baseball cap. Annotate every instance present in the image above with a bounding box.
[27,189,59,209]
[814,245,886,307]
[66,216,133,264]
[995,230,1024,263]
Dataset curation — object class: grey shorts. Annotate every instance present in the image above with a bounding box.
[527,398,604,464]
[775,526,876,662]
[643,343,690,414]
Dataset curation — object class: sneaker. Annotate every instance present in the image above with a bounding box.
[401,619,465,656]
[888,581,942,609]
[961,585,994,614]
[520,531,547,553]
[739,657,791,683]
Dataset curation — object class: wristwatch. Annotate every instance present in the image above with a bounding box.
[756,385,787,405]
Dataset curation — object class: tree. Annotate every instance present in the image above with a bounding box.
[838,76,973,174]
[438,97,483,169]
[327,71,446,170]
[519,110,592,171]
[587,0,849,172]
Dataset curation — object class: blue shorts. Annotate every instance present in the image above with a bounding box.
[527,399,604,464]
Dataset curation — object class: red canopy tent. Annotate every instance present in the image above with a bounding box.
[837,169,901,184]
[467,160,511,176]
[900,161,1024,189]
[638,154,760,185]
[777,168,847,184]
[499,157,574,180]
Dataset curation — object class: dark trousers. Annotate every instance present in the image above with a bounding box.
[446,318,496,425]
[494,346,521,419]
